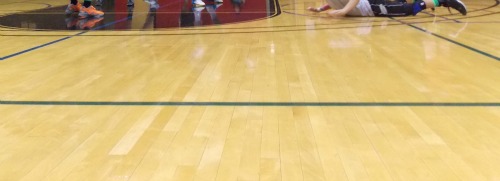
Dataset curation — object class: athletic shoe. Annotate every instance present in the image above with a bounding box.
[78,6,104,18]
[65,3,82,14]
[441,0,467,15]
[193,0,205,6]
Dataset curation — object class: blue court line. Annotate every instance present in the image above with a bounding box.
[0,32,85,61]
[0,100,498,107]
[390,17,500,61]
[0,15,132,61]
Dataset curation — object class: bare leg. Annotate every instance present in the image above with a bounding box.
[423,0,436,8]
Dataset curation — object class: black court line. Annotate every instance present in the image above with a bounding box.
[481,9,496,13]
[0,100,499,107]
[389,17,500,61]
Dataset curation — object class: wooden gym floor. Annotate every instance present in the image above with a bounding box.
[0,0,499,180]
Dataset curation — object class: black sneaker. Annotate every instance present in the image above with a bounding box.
[441,0,467,15]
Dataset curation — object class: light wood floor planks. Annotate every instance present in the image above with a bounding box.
[1,0,499,180]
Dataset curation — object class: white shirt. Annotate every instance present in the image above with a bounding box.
[326,0,374,16]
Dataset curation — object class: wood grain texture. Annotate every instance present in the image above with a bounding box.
[0,0,499,180]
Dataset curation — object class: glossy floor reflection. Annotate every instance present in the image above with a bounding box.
[0,0,279,30]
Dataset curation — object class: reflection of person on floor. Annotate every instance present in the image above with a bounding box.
[65,15,104,30]
[180,0,223,27]
[193,1,223,26]
[180,0,195,27]
[79,17,104,29]
[193,6,204,26]
[206,4,222,24]
[192,4,223,26]
[449,22,468,38]
[144,0,160,10]
[307,0,467,17]
[143,0,159,29]
[193,0,224,6]
[65,16,79,30]
[95,0,135,6]
[230,0,245,13]
[127,4,134,19]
